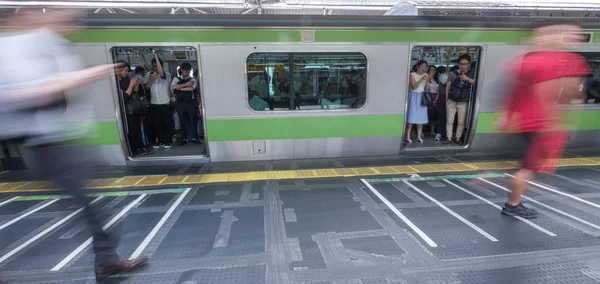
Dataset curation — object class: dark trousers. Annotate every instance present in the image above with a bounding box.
[126,114,143,151]
[28,145,119,269]
[149,104,172,145]
[435,102,447,138]
[176,101,198,141]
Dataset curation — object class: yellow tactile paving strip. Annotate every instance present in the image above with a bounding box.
[0,157,599,193]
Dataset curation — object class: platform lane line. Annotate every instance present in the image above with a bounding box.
[51,194,147,272]
[403,181,499,242]
[0,196,104,266]
[505,173,600,211]
[359,179,438,248]
[479,178,600,231]
[0,199,60,231]
[129,188,191,260]
[443,179,557,237]
[0,196,19,208]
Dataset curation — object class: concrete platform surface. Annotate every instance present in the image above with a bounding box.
[2,167,600,283]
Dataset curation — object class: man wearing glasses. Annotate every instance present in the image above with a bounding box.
[445,54,476,145]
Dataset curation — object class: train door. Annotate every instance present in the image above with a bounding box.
[401,45,482,151]
[111,46,208,163]
[0,141,26,171]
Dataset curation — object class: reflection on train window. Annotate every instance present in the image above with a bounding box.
[246,53,367,111]
[577,52,600,105]
[403,46,482,149]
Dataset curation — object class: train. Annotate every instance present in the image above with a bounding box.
[1,14,599,168]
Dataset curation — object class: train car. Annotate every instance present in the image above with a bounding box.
[1,14,600,168]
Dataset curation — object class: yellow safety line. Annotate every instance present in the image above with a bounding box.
[0,157,599,193]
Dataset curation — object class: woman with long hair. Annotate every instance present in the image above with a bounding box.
[405,60,430,143]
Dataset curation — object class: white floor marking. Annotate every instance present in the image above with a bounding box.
[443,179,557,237]
[129,188,191,259]
[0,197,103,265]
[479,178,600,231]
[0,196,19,208]
[505,173,600,211]
[0,199,60,231]
[360,179,438,248]
[404,181,499,242]
[51,194,147,272]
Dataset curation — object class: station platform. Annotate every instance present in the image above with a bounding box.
[3,151,600,283]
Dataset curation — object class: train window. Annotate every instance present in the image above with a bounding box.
[575,52,600,105]
[403,46,482,149]
[246,52,367,111]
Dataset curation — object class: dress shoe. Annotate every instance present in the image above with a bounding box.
[95,256,148,281]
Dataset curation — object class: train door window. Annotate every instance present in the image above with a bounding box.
[402,46,482,150]
[111,46,206,160]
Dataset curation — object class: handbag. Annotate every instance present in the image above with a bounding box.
[125,94,150,116]
[421,92,433,107]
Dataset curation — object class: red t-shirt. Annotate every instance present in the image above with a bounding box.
[505,51,591,132]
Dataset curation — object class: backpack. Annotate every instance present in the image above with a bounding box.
[449,70,474,102]
[175,76,194,102]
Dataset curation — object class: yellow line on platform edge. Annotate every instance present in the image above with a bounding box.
[0,157,599,193]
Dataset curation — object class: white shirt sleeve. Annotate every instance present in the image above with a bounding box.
[191,78,198,89]
[170,77,180,86]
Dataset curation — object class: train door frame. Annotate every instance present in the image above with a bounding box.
[400,44,486,153]
[106,44,210,166]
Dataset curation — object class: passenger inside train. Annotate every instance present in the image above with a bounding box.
[112,47,206,159]
[404,46,480,149]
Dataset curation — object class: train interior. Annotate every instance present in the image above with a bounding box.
[112,46,207,160]
[246,52,367,111]
[403,46,482,150]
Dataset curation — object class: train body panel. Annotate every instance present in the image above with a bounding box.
[202,43,409,161]
[4,19,599,167]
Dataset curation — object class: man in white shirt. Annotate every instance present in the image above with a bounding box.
[0,10,148,281]
[144,54,173,149]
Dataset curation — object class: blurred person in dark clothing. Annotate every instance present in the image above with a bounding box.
[116,61,152,156]
[0,10,148,281]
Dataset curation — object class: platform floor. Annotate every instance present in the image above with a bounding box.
[3,149,600,193]
[3,164,600,283]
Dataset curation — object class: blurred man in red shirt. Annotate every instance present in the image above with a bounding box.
[496,25,591,219]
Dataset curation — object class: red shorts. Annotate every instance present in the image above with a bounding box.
[521,131,568,173]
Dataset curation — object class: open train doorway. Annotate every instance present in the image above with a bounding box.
[111,46,207,162]
[401,45,482,151]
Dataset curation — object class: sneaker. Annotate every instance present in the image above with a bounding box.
[434,133,441,141]
[164,144,172,150]
[153,143,164,149]
[501,203,538,219]
[180,139,188,146]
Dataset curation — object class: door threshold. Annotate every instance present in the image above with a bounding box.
[126,155,210,166]
[402,145,470,152]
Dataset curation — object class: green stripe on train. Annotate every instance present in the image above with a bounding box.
[74,110,600,144]
[69,30,302,43]
[68,29,545,43]
[475,110,600,133]
[206,114,404,142]
[315,30,532,43]
[72,121,121,146]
